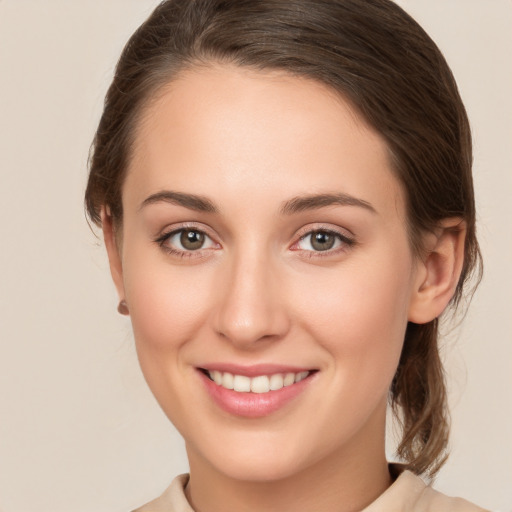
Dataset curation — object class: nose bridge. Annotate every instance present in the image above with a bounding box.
[213,243,289,347]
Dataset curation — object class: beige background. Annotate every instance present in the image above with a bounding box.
[0,1,510,511]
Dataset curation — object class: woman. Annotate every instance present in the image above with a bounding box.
[85,0,487,510]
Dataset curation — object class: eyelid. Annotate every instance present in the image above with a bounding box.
[155,221,218,241]
[154,222,221,257]
[153,222,355,259]
[290,224,356,253]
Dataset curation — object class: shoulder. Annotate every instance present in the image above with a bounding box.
[363,468,489,512]
[419,483,490,512]
[131,474,193,512]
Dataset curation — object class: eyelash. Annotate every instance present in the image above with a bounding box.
[154,224,356,259]
[292,227,356,258]
[154,225,218,259]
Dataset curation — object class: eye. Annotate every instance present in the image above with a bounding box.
[177,229,207,250]
[158,228,217,253]
[295,229,354,253]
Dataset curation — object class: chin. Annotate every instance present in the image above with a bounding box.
[234,453,302,483]
[216,454,309,483]
[187,429,327,484]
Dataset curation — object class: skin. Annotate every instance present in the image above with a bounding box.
[103,64,466,512]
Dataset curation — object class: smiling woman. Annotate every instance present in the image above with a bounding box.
[84,1,487,511]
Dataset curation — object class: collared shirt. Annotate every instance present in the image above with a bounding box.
[132,470,489,512]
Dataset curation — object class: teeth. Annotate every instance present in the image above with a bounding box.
[212,370,222,385]
[283,373,295,386]
[207,370,311,393]
[251,375,270,394]
[221,372,234,390]
[269,374,284,391]
[233,375,251,392]
[295,371,309,383]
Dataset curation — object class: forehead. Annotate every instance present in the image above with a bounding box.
[125,64,404,220]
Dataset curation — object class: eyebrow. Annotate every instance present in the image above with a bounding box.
[139,190,376,216]
[139,191,218,213]
[280,193,377,215]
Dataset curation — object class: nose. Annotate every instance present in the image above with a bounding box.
[212,250,290,349]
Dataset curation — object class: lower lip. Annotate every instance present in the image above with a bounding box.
[199,370,314,418]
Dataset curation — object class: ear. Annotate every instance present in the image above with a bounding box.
[101,207,126,305]
[408,218,466,324]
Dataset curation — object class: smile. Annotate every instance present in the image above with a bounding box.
[199,366,317,418]
[205,370,311,393]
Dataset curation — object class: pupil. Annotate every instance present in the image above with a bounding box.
[181,230,204,250]
[311,231,335,251]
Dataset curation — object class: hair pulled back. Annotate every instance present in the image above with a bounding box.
[85,0,482,477]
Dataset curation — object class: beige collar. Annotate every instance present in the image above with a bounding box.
[133,468,488,512]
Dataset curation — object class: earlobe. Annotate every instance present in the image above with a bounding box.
[408,219,466,324]
[101,207,127,308]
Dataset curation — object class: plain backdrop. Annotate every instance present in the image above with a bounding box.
[0,1,510,511]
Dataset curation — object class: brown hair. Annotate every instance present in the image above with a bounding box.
[85,0,482,477]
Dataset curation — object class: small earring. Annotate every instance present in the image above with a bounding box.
[117,300,129,315]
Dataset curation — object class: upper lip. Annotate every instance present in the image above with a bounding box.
[198,363,316,377]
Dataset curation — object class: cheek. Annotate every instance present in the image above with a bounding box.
[293,252,414,386]
[121,250,219,430]
[121,246,213,359]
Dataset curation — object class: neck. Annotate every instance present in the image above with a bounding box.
[184,419,391,512]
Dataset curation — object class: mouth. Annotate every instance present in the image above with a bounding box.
[200,368,313,393]
[197,366,317,418]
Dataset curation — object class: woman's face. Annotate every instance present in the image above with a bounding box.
[110,65,425,481]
